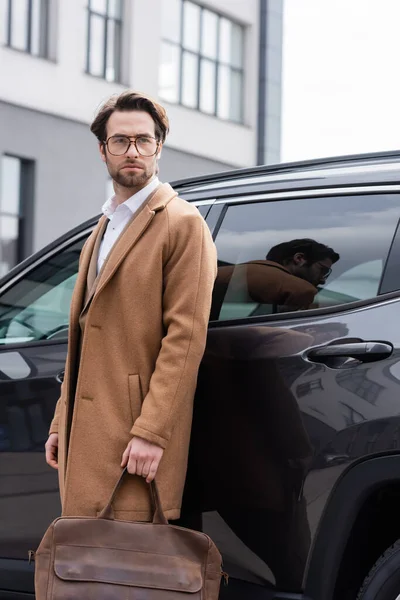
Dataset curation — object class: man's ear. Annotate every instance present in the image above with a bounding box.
[293,252,306,266]
[99,142,107,164]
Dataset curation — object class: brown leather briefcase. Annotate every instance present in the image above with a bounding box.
[33,468,225,599]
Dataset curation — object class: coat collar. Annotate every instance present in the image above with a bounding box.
[71,183,178,325]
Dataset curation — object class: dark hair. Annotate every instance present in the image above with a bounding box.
[267,238,340,265]
[90,91,170,143]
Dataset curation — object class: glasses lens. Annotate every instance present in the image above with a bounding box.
[135,136,158,156]
[108,136,130,155]
[320,264,331,276]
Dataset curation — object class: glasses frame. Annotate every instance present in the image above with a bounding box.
[104,135,160,157]
[316,261,332,278]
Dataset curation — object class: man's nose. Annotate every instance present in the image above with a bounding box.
[126,141,139,158]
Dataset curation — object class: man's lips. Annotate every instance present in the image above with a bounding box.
[121,164,142,170]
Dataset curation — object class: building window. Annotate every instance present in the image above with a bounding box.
[6,0,50,57]
[0,156,34,276]
[337,370,384,405]
[340,402,365,427]
[86,0,123,82]
[159,0,244,123]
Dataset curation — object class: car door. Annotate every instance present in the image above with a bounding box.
[183,190,400,597]
[0,201,214,599]
[0,231,91,597]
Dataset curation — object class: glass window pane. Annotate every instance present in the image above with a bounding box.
[30,0,43,56]
[219,18,231,64]
[159,42,180,103]
[217,65,230,120]
[1,156,21,215]
[231,22,243,68]
[183,1,200,52]
[108,0,122,18]
[0,216,19,277]
[0,237,88,344]
[161,0,181,44]
[201,9,218,59]
[217,67,243,122]
[182,51,198,108]
[10,0,29,51]
[88,14,105,77]
[230,69,243,122]
[219,18,243,67]
[90,0,107,14]
[200,59,216,114]
[212,195,400,321]
[106,19,120,82]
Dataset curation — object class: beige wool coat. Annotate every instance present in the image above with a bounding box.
[49,183,217,521]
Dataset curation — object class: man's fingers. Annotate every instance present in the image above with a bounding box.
[146,459,159,483]
[121,443,131,467]
[45,446,58,470]
[136,458,145,477]
[127,457,137,475]
[141,460,152,479]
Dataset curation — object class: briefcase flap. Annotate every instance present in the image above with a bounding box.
[54,544,203,593]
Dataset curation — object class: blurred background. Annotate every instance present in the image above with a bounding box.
[0,0,398,275]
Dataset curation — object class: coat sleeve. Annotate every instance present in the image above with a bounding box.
[130,209,217,448]
[49,398,61,434]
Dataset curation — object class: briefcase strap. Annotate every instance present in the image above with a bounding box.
[98,467,168,524]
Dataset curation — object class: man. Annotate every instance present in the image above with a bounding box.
[212,238,339,318]
[44,91,217,522]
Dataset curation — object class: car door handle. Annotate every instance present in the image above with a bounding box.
[307,341,393,364]
[55,369,65,384]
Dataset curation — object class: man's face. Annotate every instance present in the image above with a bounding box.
[290,254,333,287]
[100,110,161,190]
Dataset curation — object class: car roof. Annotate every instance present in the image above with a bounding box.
[171,149,400,201]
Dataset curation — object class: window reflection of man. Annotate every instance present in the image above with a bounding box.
[266,239,338,289]
[212,239,340,319]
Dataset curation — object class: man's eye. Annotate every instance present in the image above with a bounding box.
[137,137,151,144]
[114,137,128,144]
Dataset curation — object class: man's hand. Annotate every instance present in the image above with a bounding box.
[45,433,59,470]
[121,437,164,483]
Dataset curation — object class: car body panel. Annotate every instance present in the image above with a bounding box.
[3,153,400,598]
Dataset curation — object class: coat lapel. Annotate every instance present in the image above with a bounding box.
[69,216,108,328]
[80,217,108,315]
[93,183,178,300]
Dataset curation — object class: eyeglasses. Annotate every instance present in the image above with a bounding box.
[316,262,332,278]
[104,135,159,157]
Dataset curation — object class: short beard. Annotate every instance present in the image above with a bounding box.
[113,169,150,189]
[106,158,155,191]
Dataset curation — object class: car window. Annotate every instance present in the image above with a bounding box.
[196,204,211,218]
[210,194,400,321]
[0,236,89,344]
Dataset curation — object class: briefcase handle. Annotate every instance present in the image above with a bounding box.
[98,467,168,525]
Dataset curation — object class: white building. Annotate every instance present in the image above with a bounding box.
[0,0,283,274]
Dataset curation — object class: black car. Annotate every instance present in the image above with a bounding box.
[3,150,400,600]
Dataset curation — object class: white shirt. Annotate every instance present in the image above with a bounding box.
[97,178,160,274]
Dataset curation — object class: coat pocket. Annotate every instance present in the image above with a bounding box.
[128,374,143,423]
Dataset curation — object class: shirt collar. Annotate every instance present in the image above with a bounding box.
[102,177,160,219]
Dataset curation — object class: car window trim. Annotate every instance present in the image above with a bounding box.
[0,229,94,297]
[208,289,400,329]
[211,188,400,325]
[214,184,400,205]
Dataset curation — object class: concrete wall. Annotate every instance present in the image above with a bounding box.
[0,0,281,261]
[0,0,260,168]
